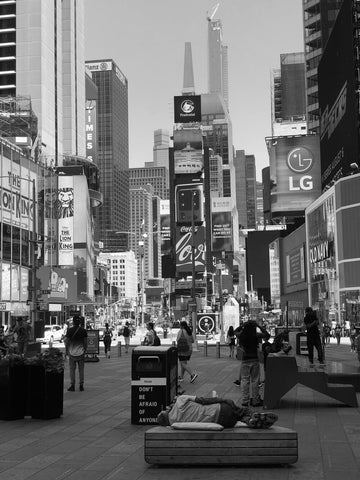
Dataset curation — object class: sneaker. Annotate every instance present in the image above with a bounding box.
[248,411,278,429]
[190,373,198,383]
[233,380,241,386]
[251,400,263,407]
[178,377,184,382]
[241,402,250,407]
[67,385,75,392]
[79,384,84,391]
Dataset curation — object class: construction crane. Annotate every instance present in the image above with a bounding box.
[206,3,219,22]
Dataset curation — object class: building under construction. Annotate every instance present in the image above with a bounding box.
[0,95,39,160]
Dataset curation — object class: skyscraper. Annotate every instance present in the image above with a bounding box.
[0,0,86,161]
[152,129,170,168]
[303,0,342,134]
[207,6,229,110]
[85,59,129,252]
[270,52,307,136]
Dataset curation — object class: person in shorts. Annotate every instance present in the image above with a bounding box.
[122,321,131,353]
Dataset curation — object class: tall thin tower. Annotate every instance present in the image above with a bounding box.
[207,3,229,110]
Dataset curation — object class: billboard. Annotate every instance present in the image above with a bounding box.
[318,0,358,189]
[57,176,74,266]
[174,95,201,123]
[305,193,336,308]
[173,128,203,174]
[37,266,78,304]
[175,225,205,273]
[269,135,321,215]
[211,197,233,252]
[160,200,171,255]
[0,157,36,231]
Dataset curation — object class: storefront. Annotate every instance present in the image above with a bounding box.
[305,173,360,327]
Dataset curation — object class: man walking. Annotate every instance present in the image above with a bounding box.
[65,315,88,391]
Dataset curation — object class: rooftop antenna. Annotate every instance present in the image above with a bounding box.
[206,3,219,22]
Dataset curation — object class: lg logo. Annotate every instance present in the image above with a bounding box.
[287,147,314,191]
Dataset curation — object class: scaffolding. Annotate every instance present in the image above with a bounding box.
[0,95,39,154]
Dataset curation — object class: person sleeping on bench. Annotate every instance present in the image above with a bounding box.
[157,395,278,429]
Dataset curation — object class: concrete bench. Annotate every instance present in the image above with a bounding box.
[263,355,358,409]
[145,425,298,466]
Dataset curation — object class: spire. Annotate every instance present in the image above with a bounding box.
[182,42,195,95]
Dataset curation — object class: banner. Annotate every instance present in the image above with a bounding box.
[58,176,74,266]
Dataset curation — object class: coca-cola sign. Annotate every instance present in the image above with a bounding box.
[176,225,205,273]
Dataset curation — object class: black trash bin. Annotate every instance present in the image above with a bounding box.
[296,332,309,355]
[131,346,178,425]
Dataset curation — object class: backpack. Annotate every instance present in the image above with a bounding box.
[123,326,130,337]
[177,331,188,353]
[153,332,161,346]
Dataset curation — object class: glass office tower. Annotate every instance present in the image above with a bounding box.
[85,59,129,251]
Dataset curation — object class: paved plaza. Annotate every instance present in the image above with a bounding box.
[0,337,360,479]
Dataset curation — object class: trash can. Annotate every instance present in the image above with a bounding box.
[296,333,309,355]
[131,346,178,425]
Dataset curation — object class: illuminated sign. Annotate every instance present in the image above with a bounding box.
[174,95,201,123]
[85,100,96,162]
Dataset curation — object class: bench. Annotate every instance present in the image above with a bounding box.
[145,425,298,465]
[263,355,359,409]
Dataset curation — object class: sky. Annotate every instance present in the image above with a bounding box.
[85,0,304,180]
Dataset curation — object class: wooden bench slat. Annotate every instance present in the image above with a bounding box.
[147,439,298,448]
[145,455,299,465]
[146,447,299,456]
[144,425,298,465]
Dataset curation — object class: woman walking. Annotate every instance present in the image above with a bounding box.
[176,321,198,383]
[226,326,236,358]
[103,323,113,358]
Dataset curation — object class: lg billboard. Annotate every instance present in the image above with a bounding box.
[269,135,321,216]
[318,0,359,189]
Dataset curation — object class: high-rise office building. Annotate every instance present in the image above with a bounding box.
[98,251,137,300]
[303,0,341,134]
[152,129,170,168]
[129,185,156,282]
[85,59,129,252]
[271,52,307,136]
[129,166,169,200]
[0,0,86,161]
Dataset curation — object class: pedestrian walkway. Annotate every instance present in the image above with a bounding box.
[0,341,359,479]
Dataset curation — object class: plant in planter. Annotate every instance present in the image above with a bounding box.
[25,348,65,419]
[0,354,27,420]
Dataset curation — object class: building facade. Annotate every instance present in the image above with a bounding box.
[85,59,129,252]
[302,0,341,134]
[98,251,137,301]
[0,0,86,161]
[234,150,257,229]
[129,166,169,200]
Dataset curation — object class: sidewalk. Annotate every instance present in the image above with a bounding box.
[0,340,359,479]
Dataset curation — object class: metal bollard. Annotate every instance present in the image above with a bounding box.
[117,340,122,357]
[172,340,176,347]
[204,340,208,357]
[216,341,220,358]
